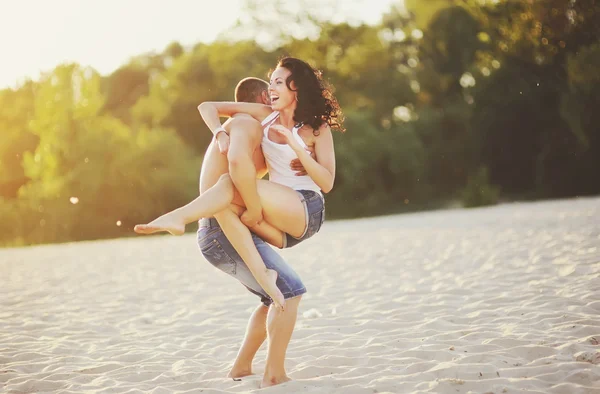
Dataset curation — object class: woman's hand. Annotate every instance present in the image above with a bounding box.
[270,124,300,149]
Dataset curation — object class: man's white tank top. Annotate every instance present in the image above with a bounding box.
[260,111,321,193]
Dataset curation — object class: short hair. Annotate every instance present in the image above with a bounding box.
[235,77,269,103]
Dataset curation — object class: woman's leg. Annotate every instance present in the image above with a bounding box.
[262,295,302,388]
[228,302,269,378]
[251,180,308,239]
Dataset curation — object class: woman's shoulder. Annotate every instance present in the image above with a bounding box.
[299,122,331,145]
[312,122,332,137]
[261,110,280,126]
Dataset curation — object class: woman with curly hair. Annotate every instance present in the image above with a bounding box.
[134,57,343,387]
[135,57,343,310]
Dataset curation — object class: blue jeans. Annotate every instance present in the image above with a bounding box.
[283,190,325,248]
[197,218,307,306]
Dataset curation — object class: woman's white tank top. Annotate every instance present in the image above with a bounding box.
[260,111,321,193]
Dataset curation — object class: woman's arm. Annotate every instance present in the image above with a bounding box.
[197,102,272,137]
[271,123,336,193]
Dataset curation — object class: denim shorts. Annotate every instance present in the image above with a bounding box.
[197,218,306,306]
[283,190,325,249]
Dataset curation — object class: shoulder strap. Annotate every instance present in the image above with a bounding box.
[261,111,280,127]
[292,123,309,150]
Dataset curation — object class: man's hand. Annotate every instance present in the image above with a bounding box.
[240,208,263,228]
[216,132,230,155]
[290,147,317,176]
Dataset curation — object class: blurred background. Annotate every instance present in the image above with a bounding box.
[1,0,598,246]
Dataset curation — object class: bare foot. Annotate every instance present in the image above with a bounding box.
[134,213,185,236]
[260,374,291,388]
[264,269,285,311]
[227,368,254,379]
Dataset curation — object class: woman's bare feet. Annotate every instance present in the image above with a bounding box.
[260,374,291,388]
[227,368,254,379]
[264,269,285,311]
[134,213,185,236]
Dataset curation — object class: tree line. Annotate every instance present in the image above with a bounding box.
[1,0,598,246]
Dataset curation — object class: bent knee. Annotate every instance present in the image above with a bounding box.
[217,173,233,185]
[227,150,253,168]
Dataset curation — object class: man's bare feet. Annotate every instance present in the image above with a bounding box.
[264,269,285,311]
[133,213,185,236]
[260,374,292,388]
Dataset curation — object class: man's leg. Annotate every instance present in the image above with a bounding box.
[262,295,302,388]
[134,175,304,241]
[227,121,264,222]
[199,138,230,194]
[134,119,264,235]
[228,303,269,378]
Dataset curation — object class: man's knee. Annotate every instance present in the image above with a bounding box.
[228,127,261,168]
[227,148,253,169]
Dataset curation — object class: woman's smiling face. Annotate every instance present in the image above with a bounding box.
[269,66,296,111]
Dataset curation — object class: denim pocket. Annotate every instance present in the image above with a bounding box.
[200,239,237,275]
[305,192,321,203]
[197,227,221,245]
[303,191,324,238]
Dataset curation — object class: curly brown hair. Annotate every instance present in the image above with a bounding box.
[275,57,345,135]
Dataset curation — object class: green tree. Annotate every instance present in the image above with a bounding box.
[6,64,199,245]
[328,111,425,217]
[465,0,600,197]
[0,82,38,199]
[132,40,275,152]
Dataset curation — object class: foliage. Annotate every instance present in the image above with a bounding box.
[1,0,599,245]
[461,167,500,208]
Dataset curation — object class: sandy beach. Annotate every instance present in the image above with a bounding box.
[1,197,599,394]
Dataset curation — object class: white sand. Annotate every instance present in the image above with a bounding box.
[2,197,600,394]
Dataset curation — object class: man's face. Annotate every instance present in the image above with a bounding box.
[259,89,271,106]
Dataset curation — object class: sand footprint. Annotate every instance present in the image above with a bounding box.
[574,351,600,365]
